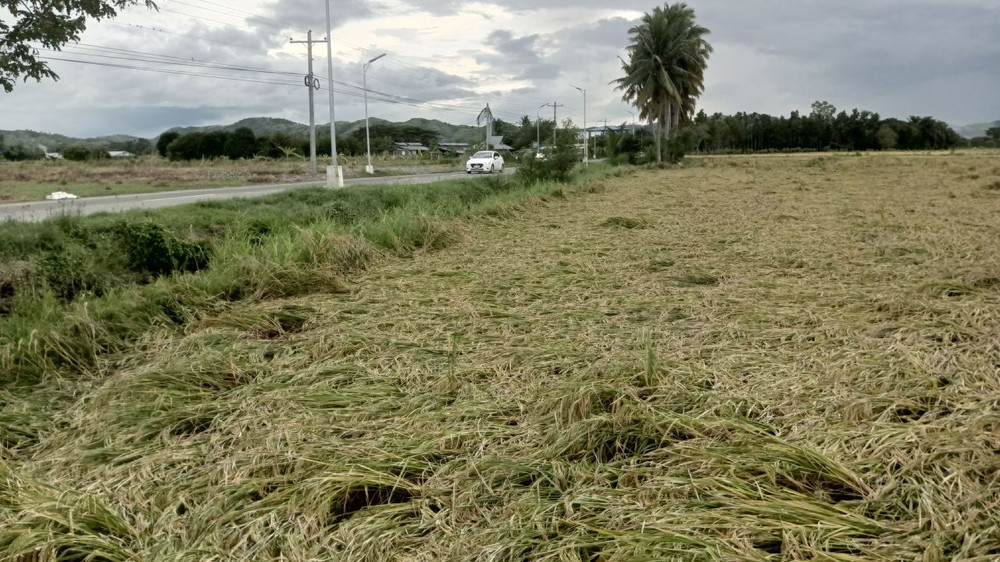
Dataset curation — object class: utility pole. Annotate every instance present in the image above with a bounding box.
[571,85,587,165]
[363,53,386,174]
[323,0,342,188]
[537,103,551,153]
[290,31,327,175]
[550,101,563,148]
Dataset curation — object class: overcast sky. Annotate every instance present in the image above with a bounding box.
[1,0,998,138]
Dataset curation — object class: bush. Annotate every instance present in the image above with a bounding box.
[114,221,211,278]
[612,153,631,166]
[156,131,180,157]
[1,143,44,161]
[62,145,91,161]
[516,146,579,185]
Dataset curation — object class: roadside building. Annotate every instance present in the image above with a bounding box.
[392,142,430,157]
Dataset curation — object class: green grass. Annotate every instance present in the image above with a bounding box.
[0,155,463,202]
[0,180,245,201]
[0,164,619,385]
[1,152,999,560]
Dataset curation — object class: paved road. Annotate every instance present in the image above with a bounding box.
[0,168,513,223]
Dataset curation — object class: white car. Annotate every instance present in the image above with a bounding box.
[466,151,505,174]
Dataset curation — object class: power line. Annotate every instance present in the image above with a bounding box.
[113,1,540,122]
[37,53,482,119]
[52,41,494,119]
[39,56,303,87]
[53,45,301,77]
[131,0,503,108]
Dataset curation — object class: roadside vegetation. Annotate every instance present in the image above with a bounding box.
[0,158,616,385]
[1,150,998,560]
[0,154,465,202]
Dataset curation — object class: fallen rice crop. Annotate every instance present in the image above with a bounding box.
[1,151,999,560]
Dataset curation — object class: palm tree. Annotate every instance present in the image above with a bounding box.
[613,3,712,162]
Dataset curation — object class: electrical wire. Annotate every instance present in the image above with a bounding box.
[43,42,500,120]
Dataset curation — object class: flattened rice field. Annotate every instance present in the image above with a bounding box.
[3,152,1000,560]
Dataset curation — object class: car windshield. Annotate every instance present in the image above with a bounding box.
[472,151,494,158]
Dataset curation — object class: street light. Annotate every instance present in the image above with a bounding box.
[537,103,551,154]
[323,0,342,187]
[571,85,587,165]
[627,109,635,135]
[363,52,386,175]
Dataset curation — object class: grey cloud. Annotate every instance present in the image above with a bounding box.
[690,0,1000,122]
[256,0,384,32]
[396,0,650,16]
[6,0,999,137]
[477,29,561,81]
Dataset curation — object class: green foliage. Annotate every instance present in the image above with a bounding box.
[0,0,156,92]
[114,221,211,278]
[0,142,44,161]
[687,106,965,153]
[876,124,898,150]
[664,130,692,163]
[614,2,712,162]
[0,166,623,384]
[156,131,180,157]
[516,144,579,184]
[224,127,257,159]
[121,137,154,156]
[62,144,93,161]
[166,131,229,161]
[348,123,440,154]
[38,243,109,300]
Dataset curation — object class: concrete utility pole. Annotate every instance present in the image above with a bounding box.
[571,85,587,165]
[537,103,550,153]
[323,0,342,187]
[290,31,327,175]
[550,101,563,148]
[363,52,386,174]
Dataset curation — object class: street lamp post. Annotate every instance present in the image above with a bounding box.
[537,103,551,154]
[363,53,386,175]
[323,0,342,187]
[571,85,587,165]
[627,110,635,135]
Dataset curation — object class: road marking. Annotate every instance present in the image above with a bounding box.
[144,194,213,203]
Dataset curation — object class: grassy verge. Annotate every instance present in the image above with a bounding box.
[0,163,622,385]
[2,152,998,560]
[0,156,463,202]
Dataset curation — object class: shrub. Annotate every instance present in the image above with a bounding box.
[114,221,211,278]
[516,146,578,185]
[38,245,109,300]
[1,144,44,161]
[156,131,180,157]
[62,145,92,161]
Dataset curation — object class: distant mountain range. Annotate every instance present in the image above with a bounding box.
[1,116,486,151]
[954,120,1000,139]
[0,130,143,152]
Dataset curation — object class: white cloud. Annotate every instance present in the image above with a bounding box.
[2,0,997,137]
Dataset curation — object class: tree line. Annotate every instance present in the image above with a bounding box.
[683,102,966,153]
[155,123,445,161]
